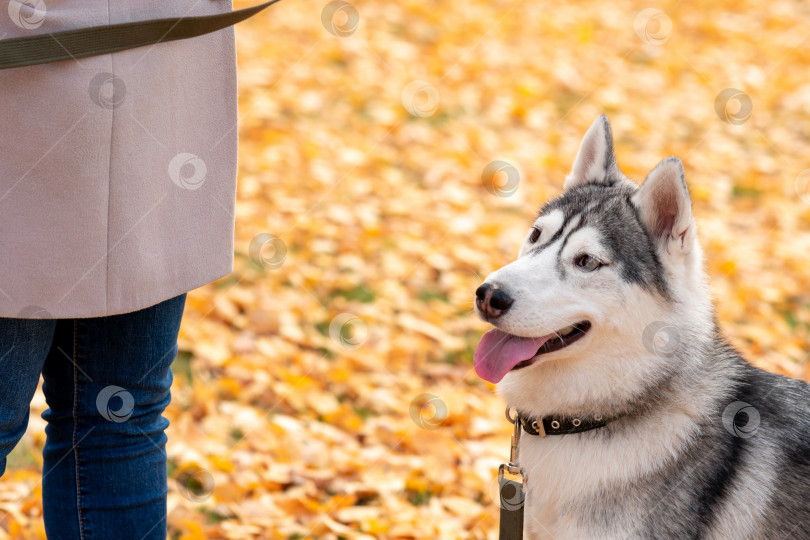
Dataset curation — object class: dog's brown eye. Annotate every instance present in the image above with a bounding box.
[575,254,601,271]
[529,227,541,243]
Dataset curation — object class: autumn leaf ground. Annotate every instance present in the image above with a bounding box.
[2,0,810,538]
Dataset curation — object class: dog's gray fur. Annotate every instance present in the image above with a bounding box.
[476,116,810,539]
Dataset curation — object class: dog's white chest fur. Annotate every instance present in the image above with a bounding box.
[518,412,696,540]
[518,412,777,540]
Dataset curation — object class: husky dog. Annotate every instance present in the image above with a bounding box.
[473,116,810,539]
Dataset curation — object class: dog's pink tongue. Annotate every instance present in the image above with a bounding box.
[474,329,551,384]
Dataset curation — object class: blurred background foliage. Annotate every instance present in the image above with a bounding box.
[2,0,810,538]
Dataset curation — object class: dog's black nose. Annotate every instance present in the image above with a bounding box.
[475,283,513,319]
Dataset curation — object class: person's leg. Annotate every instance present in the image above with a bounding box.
[41,294,186,540]
[0,318,56,475]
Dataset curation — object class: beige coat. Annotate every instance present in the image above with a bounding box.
[0,0,238,318]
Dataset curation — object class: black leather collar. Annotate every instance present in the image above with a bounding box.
[518,412,615,436]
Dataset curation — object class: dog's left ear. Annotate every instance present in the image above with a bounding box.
[564,115,621,191]
[632,157,695,255]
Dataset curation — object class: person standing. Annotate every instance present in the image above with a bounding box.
[0,0,239,537]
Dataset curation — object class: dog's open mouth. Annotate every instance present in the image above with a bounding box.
[511,321,591,371]
[473,321,591,383]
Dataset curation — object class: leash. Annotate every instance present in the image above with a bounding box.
[0,0,284,70]
[499,407,526,540]
[498,406,620,539]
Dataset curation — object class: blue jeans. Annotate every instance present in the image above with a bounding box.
[0,294,186,539]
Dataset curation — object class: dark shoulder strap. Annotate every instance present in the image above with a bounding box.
[0,0,282,70]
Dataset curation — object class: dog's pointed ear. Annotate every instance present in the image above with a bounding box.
[632,157,695,255]
[564,115,619,191]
